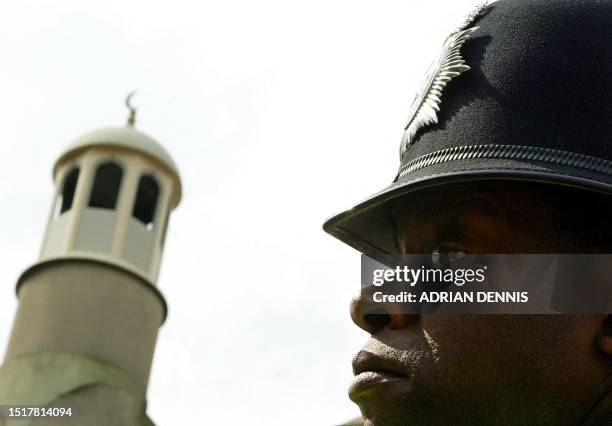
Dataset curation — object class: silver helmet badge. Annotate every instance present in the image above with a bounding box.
[399,2,488,158]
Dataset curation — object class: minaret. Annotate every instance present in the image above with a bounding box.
[0,97,182,426]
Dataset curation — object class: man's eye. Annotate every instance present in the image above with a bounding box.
[431,247,466,268]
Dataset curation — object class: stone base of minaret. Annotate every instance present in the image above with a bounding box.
[0,260,164,426]
[0,353,155,426]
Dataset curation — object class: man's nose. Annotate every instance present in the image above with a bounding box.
[350,293,417,334]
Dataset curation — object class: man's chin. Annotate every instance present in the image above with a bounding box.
[350,379,475,426]
[349,379,417,426]
[358,408,415,426]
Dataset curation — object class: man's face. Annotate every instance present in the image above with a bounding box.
[349,182,611,426]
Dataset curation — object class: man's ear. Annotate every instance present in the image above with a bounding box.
[596,315,612,356]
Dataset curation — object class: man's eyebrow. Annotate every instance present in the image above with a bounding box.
[394,191,507,252]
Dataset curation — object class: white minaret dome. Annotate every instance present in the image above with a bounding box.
[27,117,182,288]
[55,126,182,205]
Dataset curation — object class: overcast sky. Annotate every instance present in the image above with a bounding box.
[0,0,480,424]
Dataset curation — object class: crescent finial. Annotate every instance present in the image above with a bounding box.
[125,91,137,127]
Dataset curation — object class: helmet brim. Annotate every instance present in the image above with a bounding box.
[323,161,612,264]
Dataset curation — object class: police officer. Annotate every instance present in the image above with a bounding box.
[324,0,612,424]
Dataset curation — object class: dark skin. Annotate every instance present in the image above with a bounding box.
[349,181,612,425]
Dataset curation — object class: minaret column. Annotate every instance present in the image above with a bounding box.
[110,152,142,257]
[64,152,97,251]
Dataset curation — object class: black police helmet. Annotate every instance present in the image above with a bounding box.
[324,0,612,260]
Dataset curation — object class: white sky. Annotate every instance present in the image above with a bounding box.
[0,0,480,424]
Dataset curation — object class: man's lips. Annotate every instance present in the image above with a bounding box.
[349,350,411,398]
